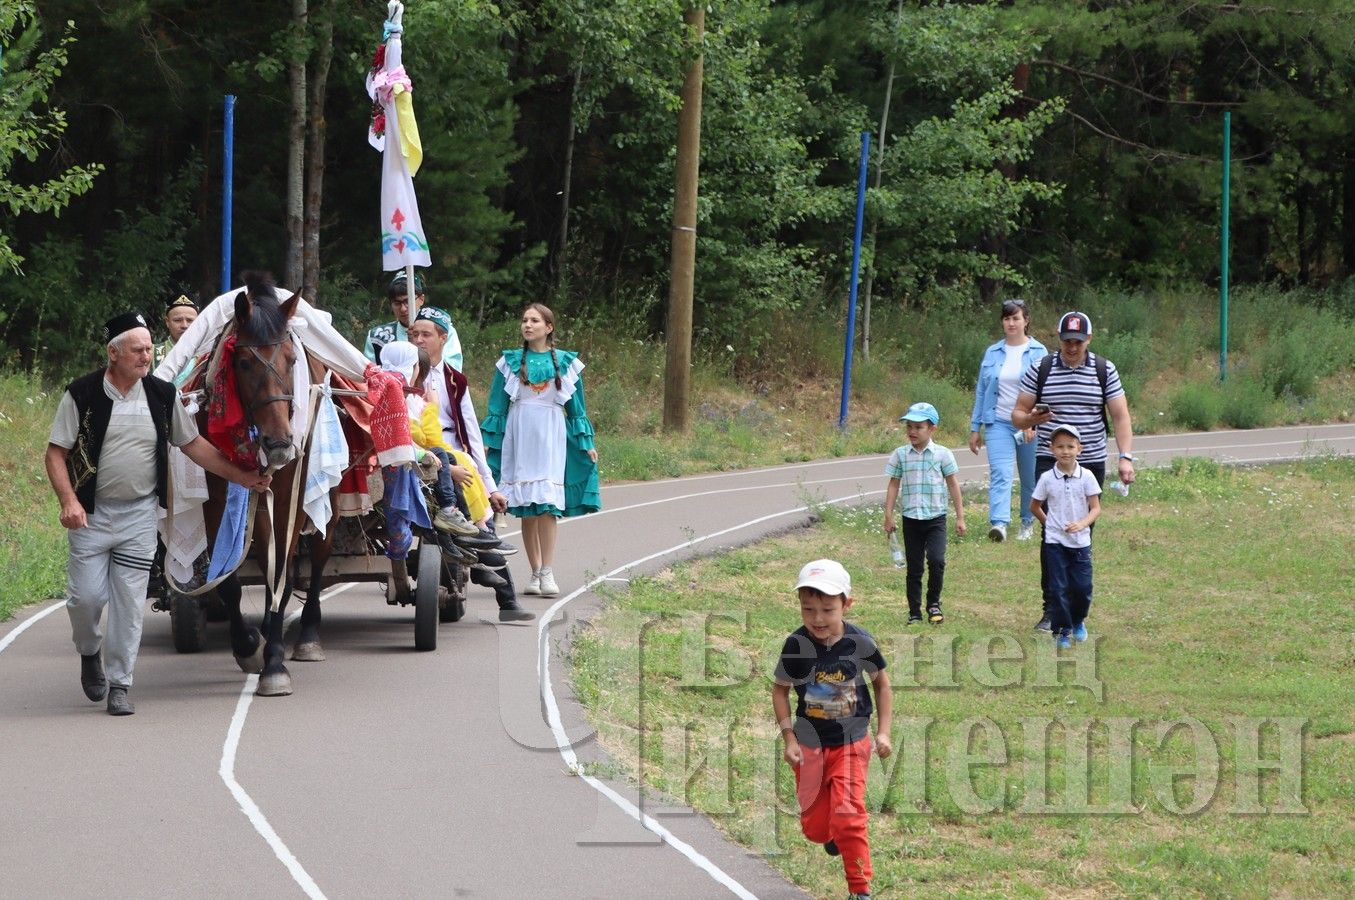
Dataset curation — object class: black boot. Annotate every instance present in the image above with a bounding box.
[497,597,535,623]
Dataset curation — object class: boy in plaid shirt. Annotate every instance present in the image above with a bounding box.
[883,402,967,624]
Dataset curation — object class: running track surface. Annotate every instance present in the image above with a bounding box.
[2,423,1352,898]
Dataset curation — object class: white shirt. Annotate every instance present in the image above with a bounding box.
[995,341,1029,423]
[1031,464,1101,549]
[429,361,498,495]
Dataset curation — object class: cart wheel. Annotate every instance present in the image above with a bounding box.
[414,544,439,651]
[169,590,207,653]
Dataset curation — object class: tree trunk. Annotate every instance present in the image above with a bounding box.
[663,6,705,434]
[285,0,308,292]
[860,0,904,360]
[1343,148,1355,278]
[303,4,333,303]
[553,62,583,291]
[978,61,1032,303]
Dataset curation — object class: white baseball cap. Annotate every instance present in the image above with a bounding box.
[795,559,851,597]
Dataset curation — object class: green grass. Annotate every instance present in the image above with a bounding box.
[0,373,67,620]
[571,457,1355,898]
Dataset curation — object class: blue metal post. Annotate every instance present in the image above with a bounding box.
[1220,111,1231,381]
[221,95,236,293]
[838,131,872,430]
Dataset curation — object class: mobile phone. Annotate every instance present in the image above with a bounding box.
[1032,402,1051,414]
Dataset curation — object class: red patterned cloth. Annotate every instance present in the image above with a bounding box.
[206,336,258,469]
[363,363,416,467]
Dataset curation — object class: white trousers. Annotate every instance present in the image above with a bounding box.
[66,495,158,687]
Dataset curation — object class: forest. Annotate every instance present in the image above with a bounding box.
[6,0,1355,377]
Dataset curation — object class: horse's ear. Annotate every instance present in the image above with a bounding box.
[233,290,251,325]
[280,291,301,322]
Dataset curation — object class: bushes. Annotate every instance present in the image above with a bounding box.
[1169,383,1222,431]
[1219,376,1271,429]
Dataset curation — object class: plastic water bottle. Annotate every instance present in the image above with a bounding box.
[1109,480,1129,497]
[889,532,905,568]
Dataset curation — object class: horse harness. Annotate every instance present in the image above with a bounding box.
[236,336,296,426]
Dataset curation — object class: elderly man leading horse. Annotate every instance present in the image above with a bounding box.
[45,313,271,716]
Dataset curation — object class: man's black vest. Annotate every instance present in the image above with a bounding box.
[65,370,177,513]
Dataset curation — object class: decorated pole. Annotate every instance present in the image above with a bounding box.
[369,1,430,322]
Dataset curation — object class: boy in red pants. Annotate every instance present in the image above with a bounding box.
[772,559,892,900]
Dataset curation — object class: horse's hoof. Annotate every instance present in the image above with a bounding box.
[256,671,293,697]
[291,641,326,662]
[235,628,265,674]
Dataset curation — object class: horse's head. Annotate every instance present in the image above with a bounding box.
[232,272,301,470]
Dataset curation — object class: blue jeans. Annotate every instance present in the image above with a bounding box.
[425,447,461,512]
[1045,543,1093,634]
[985,419,1035,527]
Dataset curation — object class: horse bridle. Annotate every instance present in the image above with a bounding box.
[236,336,295,423]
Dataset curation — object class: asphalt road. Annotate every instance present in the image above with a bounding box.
[3,422,1352,899]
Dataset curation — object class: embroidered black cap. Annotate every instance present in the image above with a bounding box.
[103,312,150,344]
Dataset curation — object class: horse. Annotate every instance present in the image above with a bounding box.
[205,271,338,697]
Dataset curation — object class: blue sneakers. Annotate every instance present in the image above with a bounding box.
[1073,623,1088,642]
[1055,630,1072,649]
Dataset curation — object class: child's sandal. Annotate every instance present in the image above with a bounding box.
[927,606,944,624]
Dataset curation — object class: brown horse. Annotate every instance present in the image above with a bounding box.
[207,272,336,696]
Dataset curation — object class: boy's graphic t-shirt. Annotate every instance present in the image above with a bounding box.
[775,623,887,748]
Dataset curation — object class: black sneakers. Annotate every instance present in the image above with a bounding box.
[1033,616,1053,632]
[80,653,107,702]
[106,686,134,716]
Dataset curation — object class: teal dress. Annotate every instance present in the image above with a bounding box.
[481,348,600,518]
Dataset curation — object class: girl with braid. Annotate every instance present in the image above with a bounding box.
[481,304,600,596]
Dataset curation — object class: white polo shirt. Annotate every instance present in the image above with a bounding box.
[1031,464,1101,548]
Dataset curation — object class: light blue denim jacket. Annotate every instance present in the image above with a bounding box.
[969,337,1048,432]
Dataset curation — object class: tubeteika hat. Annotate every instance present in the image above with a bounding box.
[796,559,851,598]
[103,312,150,344]
[1049,423,1082,442]
[900,402,940,425]
[414,305,452,335]
[166,292,199,311]
[388,270,427,296]
[1058,311,1093,341]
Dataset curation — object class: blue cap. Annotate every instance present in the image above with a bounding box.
[900,402,939,425]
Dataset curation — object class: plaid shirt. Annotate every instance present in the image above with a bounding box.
[884,441,959,520]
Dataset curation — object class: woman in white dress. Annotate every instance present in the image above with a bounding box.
[481,304,599,596]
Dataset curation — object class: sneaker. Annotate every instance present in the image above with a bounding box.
[434,507,480,537]
[493,540,520,557]
[824,839,840,857]
[1033,616,1053,632]
[523,572,542,596]
[1016,521,1035,541]
[847,893,872,900]
[80,653,107,702]
[907,614,923,626]
[1055,630,1072,649]
[927,606,944,625]
[1073,622,1088,642]
[988,523,1007,542]
[538,568,559,597]
[106,685,135,716]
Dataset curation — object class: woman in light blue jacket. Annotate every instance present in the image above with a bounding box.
[969,299,1048,542]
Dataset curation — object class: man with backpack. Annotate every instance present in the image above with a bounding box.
[1011,311,1137,632]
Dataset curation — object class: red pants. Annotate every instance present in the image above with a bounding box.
[794,737,873,893]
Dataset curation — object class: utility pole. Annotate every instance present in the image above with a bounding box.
[662,4,705,433]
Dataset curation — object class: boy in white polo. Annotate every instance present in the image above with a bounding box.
[1029,424,1102,648]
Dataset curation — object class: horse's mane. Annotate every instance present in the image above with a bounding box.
[238,270,288,343]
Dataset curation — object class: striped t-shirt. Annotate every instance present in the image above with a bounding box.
[1019,352,1124,463]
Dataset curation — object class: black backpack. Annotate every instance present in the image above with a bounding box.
[1034,352,1110,429]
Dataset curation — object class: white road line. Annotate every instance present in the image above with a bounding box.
[0,600,65,656]
[535,488,884,900]
[220,582,354,900]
